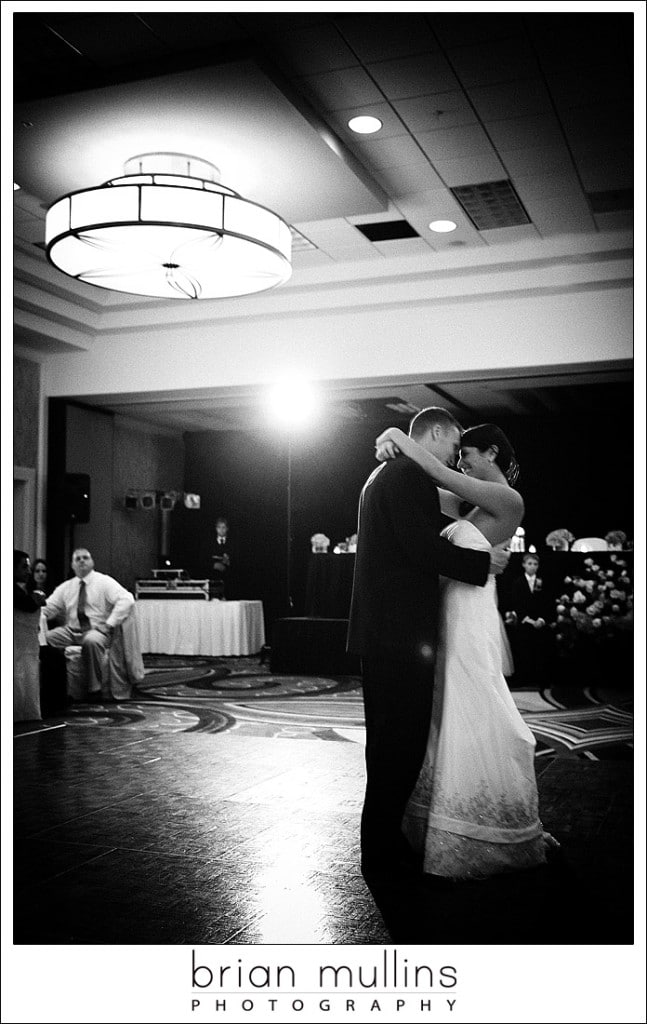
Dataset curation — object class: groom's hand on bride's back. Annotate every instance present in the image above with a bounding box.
[489,542,512,575]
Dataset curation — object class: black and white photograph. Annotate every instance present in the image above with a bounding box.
[6,4,643,1022]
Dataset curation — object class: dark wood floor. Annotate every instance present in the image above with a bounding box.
[13,698,633,946]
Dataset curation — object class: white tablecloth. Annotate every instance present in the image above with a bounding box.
[135,600,265,656]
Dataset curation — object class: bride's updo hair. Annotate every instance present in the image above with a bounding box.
[460,424,520,486]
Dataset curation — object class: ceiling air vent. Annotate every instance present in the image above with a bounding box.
[451,179,530,230]
[587,189,633,213]
[355,220,420,242]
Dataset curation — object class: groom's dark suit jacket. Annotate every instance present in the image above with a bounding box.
[347,457,490,657]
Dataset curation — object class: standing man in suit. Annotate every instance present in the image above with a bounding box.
[211,516,236,598]
[504,553,552,686]
[347,407,510,877]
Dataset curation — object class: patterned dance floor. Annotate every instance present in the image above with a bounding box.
[13,656,633,946]
[15,654,634,758]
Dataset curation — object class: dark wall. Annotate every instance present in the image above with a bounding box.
[176,398,633,633]
[174,421,381,627]
[487,408,633,549]
[14,355,40,469]
[48,400,184,590]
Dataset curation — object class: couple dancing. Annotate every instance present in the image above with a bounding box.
[348,407,554,882]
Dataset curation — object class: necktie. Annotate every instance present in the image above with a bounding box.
[528,577,534,592]
[77,580,91,632]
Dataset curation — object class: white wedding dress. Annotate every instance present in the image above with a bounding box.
[402,519,548,878]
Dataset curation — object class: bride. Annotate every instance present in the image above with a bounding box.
[375,423,554,879]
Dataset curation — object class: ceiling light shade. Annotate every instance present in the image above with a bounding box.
[429,219,457,233]
[348,116,383,135]
[45,153,292,299]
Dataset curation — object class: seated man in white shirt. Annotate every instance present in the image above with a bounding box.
[43,548,135,698]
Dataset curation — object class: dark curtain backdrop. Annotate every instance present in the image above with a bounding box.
[174,400,633,634]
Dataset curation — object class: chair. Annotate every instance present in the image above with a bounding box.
[64,612,145,701]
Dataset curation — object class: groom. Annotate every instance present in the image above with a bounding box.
[347,407,510,876]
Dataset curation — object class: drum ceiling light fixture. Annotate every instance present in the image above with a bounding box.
[45,153,293,299]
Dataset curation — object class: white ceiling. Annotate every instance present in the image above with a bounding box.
[12,10,635,428]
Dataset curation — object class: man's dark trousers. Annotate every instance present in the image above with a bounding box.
[360,647,435,874]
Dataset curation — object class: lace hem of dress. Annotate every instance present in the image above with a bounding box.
[403,815,550,879]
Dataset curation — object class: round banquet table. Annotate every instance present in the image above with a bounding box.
[135,599,265,656]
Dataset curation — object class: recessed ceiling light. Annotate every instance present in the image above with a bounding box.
[348,115,383,135]
[429,220,457,233]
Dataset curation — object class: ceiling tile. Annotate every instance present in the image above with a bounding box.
[139,12,248,47]
[467,78,553,121]
[510,172,586,204]
[417,124,496,161]
[558,104,632,141]
[485,114,566,152]
[430,13,524,48]
[430,153,507,187]
[329,247,384,263]
[520,192,595,235]
[395,186,477,224]
[575,154,633,192]
[479,223,541,245]
[367,53,460,100]
[263,23,360,75]
[292,218,372,249]
[394,190,486,249]
[500,146,576,179]
[392,91,478,132]
[296,67,383,111]
[542,67,633,111]
[371,237,434,258]
[447,37,540,88]
[333,13,436,61]
[351,134,431,172]
[530,208,596,238]
[426,231,487,252]
[374,161,445,195]
[346,204,408,225]
[593,210,633,232]
[291,250,334,267]
[325,102,409,141]
[43,13,170,68]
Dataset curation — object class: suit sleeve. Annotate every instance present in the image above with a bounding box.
[383,462,490,586]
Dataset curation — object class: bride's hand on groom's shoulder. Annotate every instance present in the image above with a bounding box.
[375,426,408,461]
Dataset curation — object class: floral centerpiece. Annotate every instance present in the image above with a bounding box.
[546,528,575,551]
[552,555,633,653]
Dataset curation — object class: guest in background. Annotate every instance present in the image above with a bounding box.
[504,554,553,687]
[311,533,331,553]
[545,528,574,551]
[14,550,46,722]
[605,530,627,551]
[27,558,50,596]
[43,548,135,698]
[211,516,236,598]
[26,557,69,717]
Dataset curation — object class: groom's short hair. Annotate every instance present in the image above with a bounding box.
[409,407,462,439]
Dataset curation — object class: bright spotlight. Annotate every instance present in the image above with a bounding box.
[267,379,321,430]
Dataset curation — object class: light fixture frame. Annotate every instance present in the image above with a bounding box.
[45,154,293,300]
